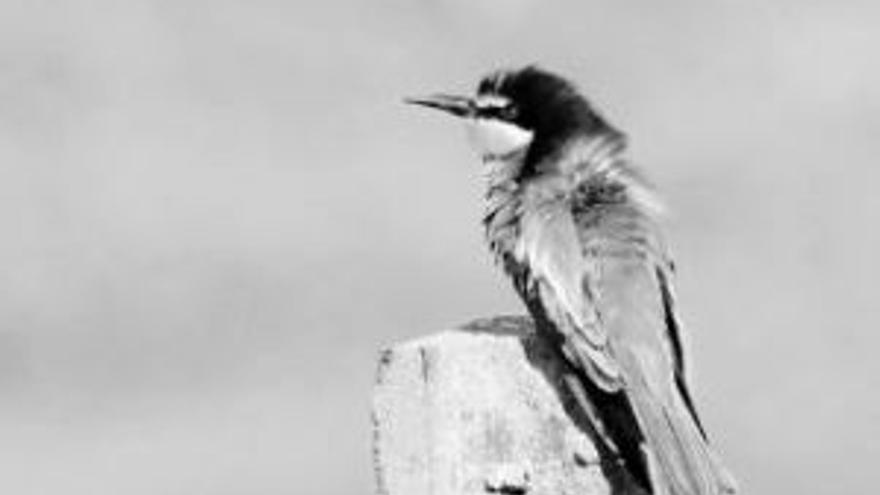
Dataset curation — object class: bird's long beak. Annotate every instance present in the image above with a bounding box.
[404,94,474,118]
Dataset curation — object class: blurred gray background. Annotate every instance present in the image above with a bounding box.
[0,0,877,494]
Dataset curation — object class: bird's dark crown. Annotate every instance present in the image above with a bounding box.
[477,66,623,172]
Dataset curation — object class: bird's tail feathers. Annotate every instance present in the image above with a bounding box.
[628,372,737,495]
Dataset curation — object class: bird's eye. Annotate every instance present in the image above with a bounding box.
[498,104,518,121]
[475,99,518,121]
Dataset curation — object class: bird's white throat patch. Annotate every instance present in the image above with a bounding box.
[466,118,534,160]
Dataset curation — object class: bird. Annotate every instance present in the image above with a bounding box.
[406,66,737,495]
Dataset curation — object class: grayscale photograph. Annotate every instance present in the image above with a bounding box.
[0,1,876,494]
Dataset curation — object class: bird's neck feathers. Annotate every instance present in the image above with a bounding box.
[484,131,664,217]
[554,132,665,217]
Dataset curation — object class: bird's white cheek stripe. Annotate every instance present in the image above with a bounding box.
[466,118,534,158]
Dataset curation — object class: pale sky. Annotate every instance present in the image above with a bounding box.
[0,1,878,494]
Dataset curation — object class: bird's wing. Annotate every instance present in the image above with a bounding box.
[515,200,624,391]
[655,262,709,438]
[513,198,675,393]
[516,198,734,494]
[655,262,739,493]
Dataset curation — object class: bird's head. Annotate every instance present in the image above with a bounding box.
[407,66,619,172]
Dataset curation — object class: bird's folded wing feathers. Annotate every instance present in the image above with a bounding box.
[515,203,624,391]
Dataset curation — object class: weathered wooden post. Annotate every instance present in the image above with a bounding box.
[372,315,643,495]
